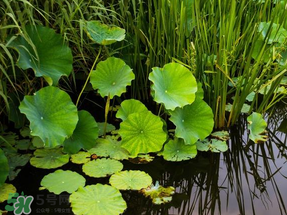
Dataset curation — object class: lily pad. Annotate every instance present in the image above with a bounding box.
[86,21,125,45]
[98,123,116,136]
[170,98,214,145]
[83,158,123,178]
[149,62,197,110]
[30,148,69,169]
[9,25,73,85]
[63,110,98,154]
[196,139,228,153]
[119,111,167,156]
[116,99,148,121]
[0,183,16,203]
[210,131,230,141]
[19,86,78,147]
[129,154,155,164]
[71,152,91,164]
[0,149,9,186]
[141,181,175,204]
[90,57,134,98]
[160,138,197,161]
[109,170,152,190]
[70,184,127,215]
[247,112,268,143]
[40,170,86,194]
[89,137,129,160]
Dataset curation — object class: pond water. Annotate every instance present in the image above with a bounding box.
[2,106,287,215]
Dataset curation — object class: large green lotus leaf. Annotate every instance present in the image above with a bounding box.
[196,139,228,153]
[98,123,116,136]
[160,138,197,162]
[71,152,91,164]
[119,111,167,156]
[0,184,16,203]
[247,112,268,143]
[141,181,175,205]
[40,170,86,194]
[19,86,78,147]
[90,57,134,98]
[9,25,73,85]
[258,22,287,44]
[30,148,69,169]
[170,98,214,145]
[82,158,123,178]
[89,136,129,160]
[70,184,127,215]
[116,99,148,121]
[63,110,98,154]
[86,21,125,45]
[109,170,152,190]
[149,63,197,110]
[0,149,9,186]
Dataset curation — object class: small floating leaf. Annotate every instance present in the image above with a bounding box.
[196,139,228,153]
[90,57,134,98]
[116,99,148,121]
[119,111,167,156]
[170,98,214,145]
[0,184,16,203]
[83,158,123,178]
[71,152,91,164]
[225,103,250,114]
[161,138,197,161]
[129,154,155,164]
[40,170,86,194]
[0,149,9,186]
[247,112,268,143]
[19,86,78,147]
[86,21,125,45]
[210,131,230,141]
[141,182,175,204]
[149,62,197,110]
[30,148,69,169]
[109,170,152,190]
[70,184,127,215]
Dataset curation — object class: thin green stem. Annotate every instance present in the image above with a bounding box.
[103,93,111,138]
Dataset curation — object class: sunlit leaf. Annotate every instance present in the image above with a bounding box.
[116,99,148,121]
[210,131,230,141]
[258,22,287,44]
[196,139,228,153]
[247,112,268,143]
[71,152,91,164]
[0,184,16,203]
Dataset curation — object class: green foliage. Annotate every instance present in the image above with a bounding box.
[196,139,228,153]
[247,112,268,143]
[141,182,175,204]
[0,184,16,203]
[70,152,91,164]
[116,99,148,121]
[0,149,9,186]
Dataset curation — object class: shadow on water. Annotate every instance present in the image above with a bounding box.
[2,104,287,215]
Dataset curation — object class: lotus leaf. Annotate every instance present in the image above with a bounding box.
[196,139,228,153]
[149,62,197,110]
[71,152,91,164]
[109,170,152,190]
[210,131,230,141]
[9,25,73,85]
[63,110,98,154]
[32,136,45,148]
[116,99,148,121]
[70,184,127,215]
[225,103,250,114]
[19,86,78,147]
[15,139,35,150]
[30,148,69,169]
[0,149,9,186]
[89,137,129,160]
[119,111,167,156]
[170,98,214,145]
[86,21,125,45]
[40,170,86,194]
[141,182,175,204]
[0,184,16,203]
[82,158,123,178]
[258,22,287,44]
[98,123,116,136]
[20,127,31,138]
[90,57,134,98]
[161,138,197,161]
[247,112,268,143]
[129,154,155,164]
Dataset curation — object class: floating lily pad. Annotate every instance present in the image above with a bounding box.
[20,127,31,138]
[196,139,228,153]
[247,112,268,143]
[0,149,9,186]
[40,170,86,194]
[70,184,127,215]
[109,170,152,190]
[63,110,98,154]
[141,182,175,204]
[89,137,129,160]
[86,21,125,45]
[170,98,214,145]
[9,25,73,85]
[0,183,16,203]
[160,138,197,161]
[90,57,134,98]
[129,154,155,164]
[19,86,78,147]
[32,136,45,148]
[119,111,167,156]
[71,152,91,164]
[83,158,123,178]
[98,123,116,136]
[210,131,230,141]
[116,99,148,121]
[149,62,197,110]
[30,148,69,169]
